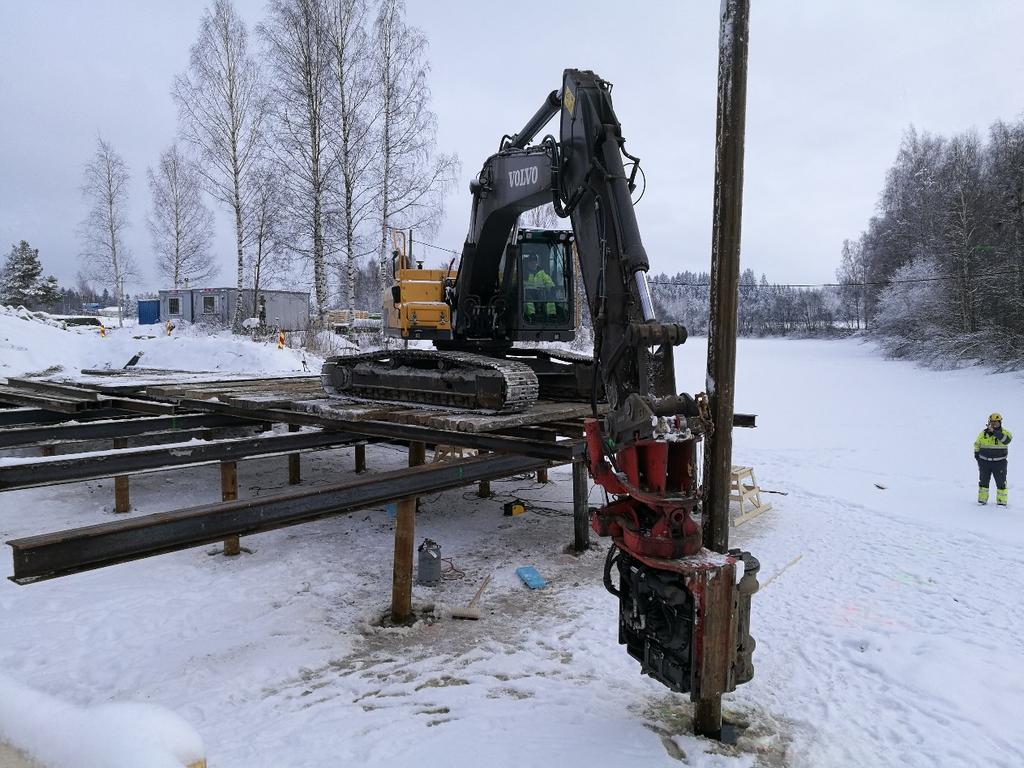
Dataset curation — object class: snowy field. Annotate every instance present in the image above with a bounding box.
[2,332,1023,767]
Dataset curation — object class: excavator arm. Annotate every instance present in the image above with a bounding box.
[500,69,759,699]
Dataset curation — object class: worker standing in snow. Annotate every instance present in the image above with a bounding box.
[974,413,1012,505]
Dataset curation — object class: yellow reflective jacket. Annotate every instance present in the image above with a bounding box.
[974,428,1012,461]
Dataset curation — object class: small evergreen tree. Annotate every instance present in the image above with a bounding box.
[0,240,61,308]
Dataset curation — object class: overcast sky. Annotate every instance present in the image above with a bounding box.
[2,1,1023,293]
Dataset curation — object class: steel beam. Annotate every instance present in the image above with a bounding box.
[176,400,584,462]
[0,429,357,490]
[0,407,132,427]
[0,387,88,413]
[8,452,547,583]
[0,413,249,449]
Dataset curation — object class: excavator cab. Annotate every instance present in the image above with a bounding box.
[505,228,575,342]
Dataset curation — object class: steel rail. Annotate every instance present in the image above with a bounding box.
[0,429,358,490]
[0,413,252,449]
[176,399,584,462]
[8,452,547,583]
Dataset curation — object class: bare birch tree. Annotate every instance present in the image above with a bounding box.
[326,0,378,311]
[174,0,265,329]
[372,0,459,321]
[260,0,334,319]
[243,164,288,316]
[147,143,217,288]
[78,136,138,327]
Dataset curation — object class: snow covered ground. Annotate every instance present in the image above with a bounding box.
[0,305,314,378]
[1,336,1023,767]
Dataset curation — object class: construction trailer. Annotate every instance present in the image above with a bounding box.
[158,288,310,330]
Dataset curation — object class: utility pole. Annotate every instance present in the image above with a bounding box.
[695,0,751,740]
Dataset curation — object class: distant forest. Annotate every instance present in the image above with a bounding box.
[651,117,1024,370]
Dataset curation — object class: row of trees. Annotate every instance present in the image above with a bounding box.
[79,0,456,329]
[0,239,138,314]
[650,268,851,337]
[839,120,1024,368]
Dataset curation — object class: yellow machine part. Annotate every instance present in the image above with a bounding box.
[384,267,456,338]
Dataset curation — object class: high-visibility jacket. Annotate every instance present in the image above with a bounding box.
[525,269,556,317]
[974,428,1012,461]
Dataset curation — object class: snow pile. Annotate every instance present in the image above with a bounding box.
[0,674,203,768]
[0,304,318,378]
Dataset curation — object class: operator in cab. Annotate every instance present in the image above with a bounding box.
[523,253,555,322]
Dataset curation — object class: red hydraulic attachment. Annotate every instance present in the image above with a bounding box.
[585,417,702,559]
[584,416,759,699]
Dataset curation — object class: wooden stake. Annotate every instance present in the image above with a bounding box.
[392,441,425,623]
[221,461,240,556]
[477,449,490,498]
[355,442,366,473]
[287,424,300,485]
[113,437,130,514]
[697,0,751,740]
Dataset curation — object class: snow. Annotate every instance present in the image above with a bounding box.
[0,674,204,768]
[0,305,313,378]
[1,336,1023,766]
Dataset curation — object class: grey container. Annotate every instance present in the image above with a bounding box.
[417,539,441,586]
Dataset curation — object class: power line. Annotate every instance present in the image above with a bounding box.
[414,240,462,257]
[410,237,1020,289]
[648,268,1021,289]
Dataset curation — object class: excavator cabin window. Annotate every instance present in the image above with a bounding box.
[520,240,570,326]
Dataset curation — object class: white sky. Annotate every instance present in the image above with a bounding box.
[2,1,1023,291]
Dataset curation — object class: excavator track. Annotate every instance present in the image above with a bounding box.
[321,349,539,413]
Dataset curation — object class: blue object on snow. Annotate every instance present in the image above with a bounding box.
[516,566,546,589]
[385,502,397,520]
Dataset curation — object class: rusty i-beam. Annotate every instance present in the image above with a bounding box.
[696,0,751,740]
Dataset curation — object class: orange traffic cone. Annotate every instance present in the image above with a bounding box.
[277,330,286,349]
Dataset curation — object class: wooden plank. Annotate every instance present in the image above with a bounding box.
[293,397,598,434]
[293,398,407,421]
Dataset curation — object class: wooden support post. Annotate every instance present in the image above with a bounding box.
[392,441,425,624]
[221,460,240,556]
[113,437,130,514]
[287,424,301,485]
[572,459,590,552]
[538,430,558,483]
[355,442,366,473]
[477,449,491,498]
[408,440,426,468]
[696,0,751,741]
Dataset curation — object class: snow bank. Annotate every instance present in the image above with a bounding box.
[0,674,204,768]
[0,304,316,378]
